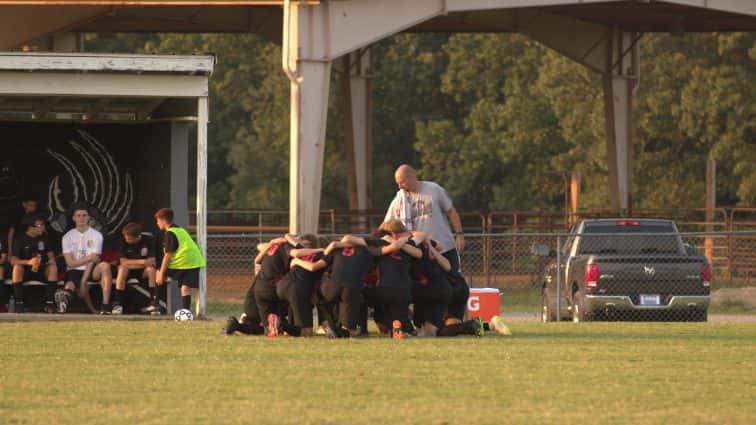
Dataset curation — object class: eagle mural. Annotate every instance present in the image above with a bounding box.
[47,129,133,235]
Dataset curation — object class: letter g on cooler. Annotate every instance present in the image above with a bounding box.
[467,295,480,312]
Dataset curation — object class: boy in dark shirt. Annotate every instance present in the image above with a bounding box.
[277,235,325,337]
[114,222,157,314]
[253,234,323,337]
[411,235,453,335]
[372,220,422,338]
[10,213,58,313]
[317,235,381,337]
[7,195,39,256]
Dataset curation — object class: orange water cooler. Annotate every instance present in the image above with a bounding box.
[466,288,501,322]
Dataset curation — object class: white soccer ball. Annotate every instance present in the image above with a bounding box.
[174,308,194,322]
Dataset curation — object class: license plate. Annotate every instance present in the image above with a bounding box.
[640,294,660,306]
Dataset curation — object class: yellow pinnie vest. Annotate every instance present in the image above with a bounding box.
[166,226,205,269]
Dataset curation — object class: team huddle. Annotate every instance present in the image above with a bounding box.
[225,221,486,338]
[224,164,508,338]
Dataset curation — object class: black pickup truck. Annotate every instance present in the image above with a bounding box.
[540,219,711,322]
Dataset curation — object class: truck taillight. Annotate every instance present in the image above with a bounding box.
[616,220,640,226]
[585,264,599,288]
[701,263,712,287]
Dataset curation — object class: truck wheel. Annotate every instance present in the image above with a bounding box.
[541,290,556,322]
[571,291,590,323]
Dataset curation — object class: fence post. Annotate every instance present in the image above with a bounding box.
[512,212,518,273]
[555,235,561,322]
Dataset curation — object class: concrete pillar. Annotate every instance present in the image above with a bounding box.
[602,30,638,212]
[284,0,447,234]
[288,60,332,235]
[348,47,373,211]
[342,47,373,216]
[520,15,638,212]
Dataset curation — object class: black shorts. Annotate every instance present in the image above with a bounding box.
[65,269,86,288]
[167,268,200,288]
[413,281,452,329]
[128,269,148,282]
[321,277,364,330]
[276,275,314,328]
[111,265,146,282]
[447,281,470,320]
[21,265,49,283]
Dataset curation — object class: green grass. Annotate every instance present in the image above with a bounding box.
[2,321,755,424]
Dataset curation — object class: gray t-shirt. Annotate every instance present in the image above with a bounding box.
[384,181,455,253]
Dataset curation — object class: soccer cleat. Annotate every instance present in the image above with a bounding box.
[112,305,124,315]
[223,316,240,336]
[321,321,337,339]
[55,290,68,314]
[100,304,112,315]
[267,313,280,338]
[141,304,161,315]
[489,315,512,336]
[474,317,485,337]
[391,320,404,340]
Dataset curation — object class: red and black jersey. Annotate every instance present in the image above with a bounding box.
[325,245,375,288]
[412,241,448,287]
[259,242,299,284]
[374,239,415,289]
[288,252,326,287]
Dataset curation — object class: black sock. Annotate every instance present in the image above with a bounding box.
[0,283,9,306]
[237,321,264,335]
[64,288,74,303]
[114,289,125,305]
[150,286,159,305]
[461,319,478,335]
[46,281,57,303]
[12,283,23,303]
[438,323,464,337]
[281,322,302,337]
[181,295,191,310]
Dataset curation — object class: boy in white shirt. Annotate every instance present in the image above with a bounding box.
[56,204,112,314]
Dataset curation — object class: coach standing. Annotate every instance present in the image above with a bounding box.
[384,164,465,272]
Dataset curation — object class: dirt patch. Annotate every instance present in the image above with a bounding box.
[711,287,756,309]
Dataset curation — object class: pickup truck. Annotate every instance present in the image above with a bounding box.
[540,219,711,322]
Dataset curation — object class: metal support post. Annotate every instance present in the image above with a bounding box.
[555,235,561,321]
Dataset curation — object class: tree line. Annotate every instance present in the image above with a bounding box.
[85,32,755,212]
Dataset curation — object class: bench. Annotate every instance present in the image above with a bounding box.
[2,278,178,314]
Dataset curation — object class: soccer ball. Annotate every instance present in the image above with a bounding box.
[174,308,194,322]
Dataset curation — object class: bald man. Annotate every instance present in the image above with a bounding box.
[384,164,465,273]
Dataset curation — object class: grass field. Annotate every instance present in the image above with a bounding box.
[2,321,755,424]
